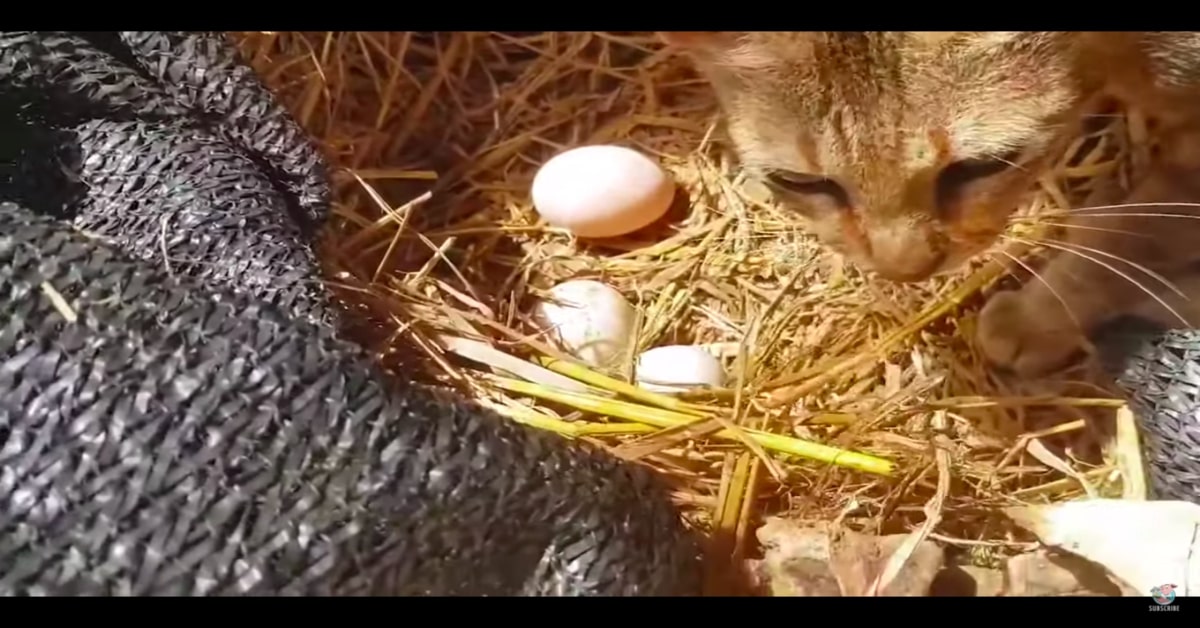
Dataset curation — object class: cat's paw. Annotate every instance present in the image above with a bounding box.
[975,290,1089,377]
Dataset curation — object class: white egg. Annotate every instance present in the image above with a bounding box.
[531,144,676,239]
[533,279,636,367]
[635,345,725,393]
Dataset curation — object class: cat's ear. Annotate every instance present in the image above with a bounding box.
[656,32,741,56]
[656,32,789,70]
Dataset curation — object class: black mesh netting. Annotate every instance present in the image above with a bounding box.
[0,31,703,596]
[1097,320,1200,504]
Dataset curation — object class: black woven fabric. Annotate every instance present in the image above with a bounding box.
[1097,319,1200,504]
[0,31,703,596]
[0,31,332,328]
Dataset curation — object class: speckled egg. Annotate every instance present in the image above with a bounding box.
[533,279,637,367]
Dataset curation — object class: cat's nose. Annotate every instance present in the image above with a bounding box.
[866,222,946,283]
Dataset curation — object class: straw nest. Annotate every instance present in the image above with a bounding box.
[232,32,1152,585]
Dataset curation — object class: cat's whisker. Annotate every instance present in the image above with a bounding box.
[1015,211,1200,222]
[998,156,1030,173]
[1040,201,1200,215]
[1004,234,1190,326]
[1013,220,1152,239]
[1030,236,1189,300]
[990,250,1084,332]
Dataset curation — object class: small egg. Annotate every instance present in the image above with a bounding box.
[531,144,676,238]
[533,279,636,367]
[635,345,725,393]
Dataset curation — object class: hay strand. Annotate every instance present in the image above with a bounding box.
[488,374,895,476]
[234,30,1150,570]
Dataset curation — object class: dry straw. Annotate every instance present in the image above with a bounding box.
[233,31,1149,573]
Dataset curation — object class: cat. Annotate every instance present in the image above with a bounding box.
[659,31,1200,377]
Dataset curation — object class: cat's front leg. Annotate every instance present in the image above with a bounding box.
[976,164,1200,376]
[975,264,1098,377]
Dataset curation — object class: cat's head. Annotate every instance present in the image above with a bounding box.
[661,32,1090,282]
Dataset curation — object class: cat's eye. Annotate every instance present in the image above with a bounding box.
[936,149,1023,207]
[938,150,1023,190]
[764,170,848,205]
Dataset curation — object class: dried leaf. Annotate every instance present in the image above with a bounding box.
[1026,437,1097,498]
[752,517,944,597]
[1003,549,1127,596]
[1006,498,1200,597]
[929,564,1006,597]
[829,528,944,596]
[751,518,841,597]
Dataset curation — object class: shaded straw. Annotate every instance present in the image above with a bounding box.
[488,374,895,476]
[234,31,1147,569]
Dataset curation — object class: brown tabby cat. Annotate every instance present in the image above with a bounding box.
[659,31,1200,376]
